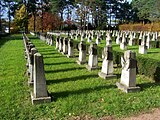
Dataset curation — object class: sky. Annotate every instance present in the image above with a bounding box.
[2,0,132,20]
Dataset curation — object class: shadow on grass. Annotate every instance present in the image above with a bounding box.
[47,74,98,84]
[45,67,84,73]
[116,73,121,79]
[44,61,75,66]
[41,52,56,55]
[0,38,10,48]
[147,51,160,54]
[0,34,24,47]
[39,49,56,52]
[43,55,65,59]
[50,84,116,101]
[138,82,160,90]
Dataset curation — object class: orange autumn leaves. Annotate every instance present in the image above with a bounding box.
[28,12,62,32]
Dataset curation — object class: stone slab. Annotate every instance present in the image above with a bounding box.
[98,72,117,79]
[86,65,100,71]
[76,60,86,65]
[28,78,33,87]
[116,82,141,93]
[31,92,51,105]
[67,55,74,58]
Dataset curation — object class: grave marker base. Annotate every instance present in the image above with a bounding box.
[98,72,116,79]
[67,55,74,58]
[76,60,86,65]
[86,65,100,71]
[116,82,141,93]
[31,92,51,105]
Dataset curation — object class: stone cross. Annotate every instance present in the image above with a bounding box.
[116,50,140,93]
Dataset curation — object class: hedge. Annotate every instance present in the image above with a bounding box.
[74,40,160,82]
[119,22,160,31]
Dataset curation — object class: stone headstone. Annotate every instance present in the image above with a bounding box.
[56,36,59,49]
[106,33,112,46]
[120,34,127,50]
[31,53,51,104]
[146,33,151,49]
[98,45,116,79]
[86,43,99,70]
[28,48,38,86]
[139,38,147,54]
[67,39,74,58]
[62,38,68,54]
[96,35,101,44]
[76,41,86,65]
[116,33,120,44]
[128,33,135,46]
[58,37,63,52]
[116,50,140,93]
[87,34,92,43]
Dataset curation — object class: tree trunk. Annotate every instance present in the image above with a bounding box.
[33,13,36,32]
[8,2,11,34]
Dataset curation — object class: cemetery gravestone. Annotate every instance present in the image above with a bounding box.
[99,45,116,79]
[116,50,140,93]
[76,41,86,65]
[67,39,74,58]
[86,43,99,70]
[31,53,51,104]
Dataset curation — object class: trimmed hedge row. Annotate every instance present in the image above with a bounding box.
[110,50,160,82]
[74,40,160,82]
[119,23,160,31]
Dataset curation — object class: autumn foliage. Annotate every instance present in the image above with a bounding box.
[119,22,160,31]
[28,12,62,32]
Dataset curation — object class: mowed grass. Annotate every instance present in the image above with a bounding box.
[0,34,160,120]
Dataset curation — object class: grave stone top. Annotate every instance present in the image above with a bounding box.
[103,45,113,60]
[88,43,98,55]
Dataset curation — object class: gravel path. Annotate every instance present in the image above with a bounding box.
[123,108,160,120]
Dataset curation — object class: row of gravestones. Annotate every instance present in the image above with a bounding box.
[45,30,160,56]
[69,30,160,54]
[34,32,141,94]
[23,33,51,105]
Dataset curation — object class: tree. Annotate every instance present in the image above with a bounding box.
[0,0,6,32]
[132,0,160,23]
[14,4,28,31]
[28,12,61,31]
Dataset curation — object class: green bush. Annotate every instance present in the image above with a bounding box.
[137,57,160,82]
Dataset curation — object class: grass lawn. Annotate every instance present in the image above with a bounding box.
[0,34,160,120]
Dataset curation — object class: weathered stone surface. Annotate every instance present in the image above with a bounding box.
[28,48,38,86]
[31,53,51,104]
[116,50,140,93]
[99,45,116,79]
[76,41,86,65]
